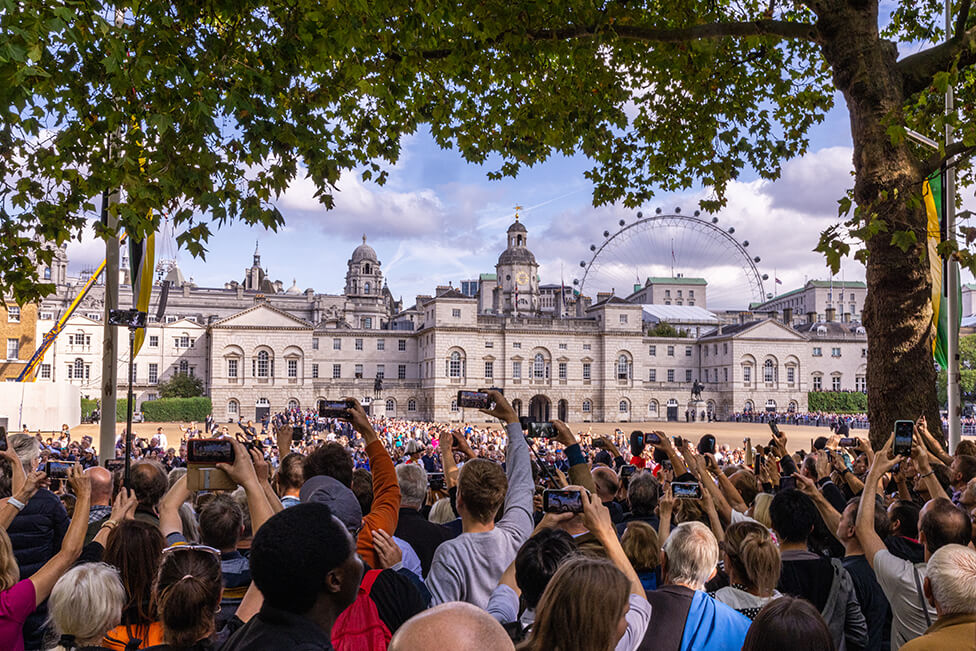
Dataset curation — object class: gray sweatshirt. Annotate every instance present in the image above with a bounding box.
[426,421,534,608]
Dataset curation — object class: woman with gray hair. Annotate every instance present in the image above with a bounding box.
[46,563,125,650]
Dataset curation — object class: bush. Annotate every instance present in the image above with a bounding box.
[141,397,212,422]
[807,391,867,414]
[80,397,98,422]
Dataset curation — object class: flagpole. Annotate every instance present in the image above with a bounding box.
[946,0,961,453]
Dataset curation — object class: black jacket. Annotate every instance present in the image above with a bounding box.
[393,507,457,577]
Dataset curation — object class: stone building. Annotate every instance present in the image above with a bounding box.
[0,303,39,381]
[32,219,868,423]
[753,279,867,324]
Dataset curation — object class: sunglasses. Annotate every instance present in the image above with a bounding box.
[161,543,221,560]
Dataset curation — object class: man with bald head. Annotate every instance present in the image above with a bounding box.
[84,465,114,542]
[591,466,624,523]
[389,602,515,651]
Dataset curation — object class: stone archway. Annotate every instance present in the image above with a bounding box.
[529,395,551,422]
[557,399,568,422]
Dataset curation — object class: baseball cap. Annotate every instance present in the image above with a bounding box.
[299,476,363,532]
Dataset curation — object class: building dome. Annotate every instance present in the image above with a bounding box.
[507,220,527,234]
[285,278,302,294]
[351,234,378,263]
[497,247,537,266]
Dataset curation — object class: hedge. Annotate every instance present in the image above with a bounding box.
[114,397,212,422]
[807,391,867,414]
[80,398,98,421]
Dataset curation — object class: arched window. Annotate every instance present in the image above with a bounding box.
[667,398,679,407]
[788,401,798,413]
[744,400,754,412]
[256,350,270,377]
[617,355,630,380]
[619,399,629,412]
[385,398,395,412]
[179,360,188,374]
[364,264,371,274]
[408,399,417,412]
[287,399,299,410]
[451,399,459,412]
[364,282,371,294]
[582,399,592,413]
[448,351,462,378]
[533,353,545,379]
[227,400,239,416]
[765,399,777,411]
[73,358,84,379]
[648,400,658,415]
[43,267,51,280]
[763,359,775,383]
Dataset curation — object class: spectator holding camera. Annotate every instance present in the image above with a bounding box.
[427,390,533,608]
[393,463,456,577]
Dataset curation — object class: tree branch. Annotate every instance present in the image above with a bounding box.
[387,19,819,61]
[923,140,976,175]
[899,25,976,97]
[956,0,972,40]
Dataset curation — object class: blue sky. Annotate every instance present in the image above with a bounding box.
[65,91,973,311]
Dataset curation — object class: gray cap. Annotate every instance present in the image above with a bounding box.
[405,439,423,455]
[299,475,363,531]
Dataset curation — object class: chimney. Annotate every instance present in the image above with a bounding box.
[825,307,836,322]
[842,312,851,323]
[739,313,747,325]
[767,310,779,322]
[806,311,817,324]
[783,307,793,325]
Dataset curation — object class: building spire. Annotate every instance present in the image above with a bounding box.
[513,205,523,222]
[362,233,367,244]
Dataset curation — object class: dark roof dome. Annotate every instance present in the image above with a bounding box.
[507,220,527,233]
[498,247,537,266]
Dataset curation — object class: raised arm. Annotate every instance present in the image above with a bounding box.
[29,465,91,606]
[795,472,842,538]
[909,443,950,502]
[553,420,597,493]
[855,435,902,570]
[0,470,43,530]
[438,429,460,489]
[705,452,747,513]
[216,439,276,534]
[580,489,644,597]
[480,390,533,538]
[657,483,675,542]
[91,489,139,548]
[916,416,952,465]
[649,433,687,476]
[159,474,191,538]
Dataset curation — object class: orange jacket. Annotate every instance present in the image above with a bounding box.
[357,440,401,568]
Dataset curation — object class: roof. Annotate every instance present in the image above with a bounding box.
[350,236,378,263]
[480,273,497,281]
[645,277,707,286]
[963,283,976,291]
[807,280,866,289]
[641,304,719,324]
[507,220,527,233]
[497,247,537,266]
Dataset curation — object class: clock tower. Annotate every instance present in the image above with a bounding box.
[494,212,540,315]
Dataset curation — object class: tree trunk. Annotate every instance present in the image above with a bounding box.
[818,3,942,449]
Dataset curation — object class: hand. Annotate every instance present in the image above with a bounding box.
[215,439,259,488]
[578,487,613,538]
[765,458,781,485]
[703,453,720,474]
[341,398,377,440]
[371,529,402,569]
[438,428,453,454]
[250,448,271,483]
[66,464,90,498]
[110,488,139,521]
[649,431,673,452]
[658,466,674,485]
[794,472,819,498]
[770,430,789,457]
[537,511,574,530]
[275,425,293,455]
[829,451,847,473]
[596,435,621,458]
[869,434,904,477]
[478,389,518,425]
[451,431,477,460]
[552,421,578,449]
[757,460,771,484]
[14,470,44,502]
[814,451,831,478]
[854,437,868,453]
[658,483,675,514]
[909,443,932,472]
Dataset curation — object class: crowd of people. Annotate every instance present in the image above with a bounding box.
[728,411,871,431]
[3,396,976,650]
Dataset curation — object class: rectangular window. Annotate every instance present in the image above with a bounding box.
[689,290,695,297]
[649,369,656,382]
[375,364,384,379]
[40,364,51,379]
[832,376,841,391]
[8,306,19,322]
[812,347,822,357]
[861,348,867,358]
[312,338,319,350]
[149,335,159,348]
[512,342,521,349]
[6,338,18,359]
[226,359,237,379]
[355,364,363,378]
[287,359,298,378]
[667,345,675,357]
[398,364,407,379]
[398,339,406,351]
[512,362,522,379]
[667,369,675,383]
[312,364,319,379]
[724,368,729,382]
[485,361,494,378]
[130,363,138,383]
[582,363,591,380]
[787,367,795,383]
[813,375,822,390]
[619,314,628,324]
[855,375,866,392]
[333,338,342,350]
[333,364,341,379]
[452,309,461,318]
[649,345,656,356]
[723,343,728,354]
[355,338,363,351]
[485,341,493,348]
[685,369,693,382]
[149,363,159,384]
[743,367,752,383]
[377,339,385,351]
[39,311,53,320]
[685,346,692,357]
[832,347,841,357]
[558,362,567,379]
[558,343,567,350]
[582,344,592,351]
[704,347,708,357]
[361,317,372,329]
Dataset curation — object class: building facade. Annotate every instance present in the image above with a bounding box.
[32,220,868,422]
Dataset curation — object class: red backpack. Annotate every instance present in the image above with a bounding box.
[332,569,392,651]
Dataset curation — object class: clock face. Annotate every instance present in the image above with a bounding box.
[515,271,529,285]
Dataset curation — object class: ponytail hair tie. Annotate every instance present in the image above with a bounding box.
[58,633,76,649]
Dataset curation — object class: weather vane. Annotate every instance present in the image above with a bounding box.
[514,205,523,221]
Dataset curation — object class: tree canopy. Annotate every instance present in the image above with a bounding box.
[157,372,205,399]
[5,0,976,443]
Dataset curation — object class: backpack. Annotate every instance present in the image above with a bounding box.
[332,569,392,651]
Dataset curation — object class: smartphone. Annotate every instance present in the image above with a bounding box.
[45,461,75,479]
[292,425,305,441]
[768,421,781,437]
[779,476,797,491]
[673,436,684,448]
[428,472,445,491]
[620,464,637,479]
[523,421,555,439]
[671,481,703,499]
[457,390,492,410]
[186,438,235,465]
[645,432,660,444]
[104,458,125,472]
[839,437,857,448]
[319,399,353,419]
[543,488,584,514]
[893,420,914,457]
[0,426,6,452]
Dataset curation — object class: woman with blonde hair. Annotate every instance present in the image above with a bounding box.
[712,521,782,620]
[0,465,91,651]
[46,563,125,650]
[750,493,775,530]
[516,490,650,651]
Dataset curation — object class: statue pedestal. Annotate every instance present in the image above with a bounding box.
[690,400,706,422]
